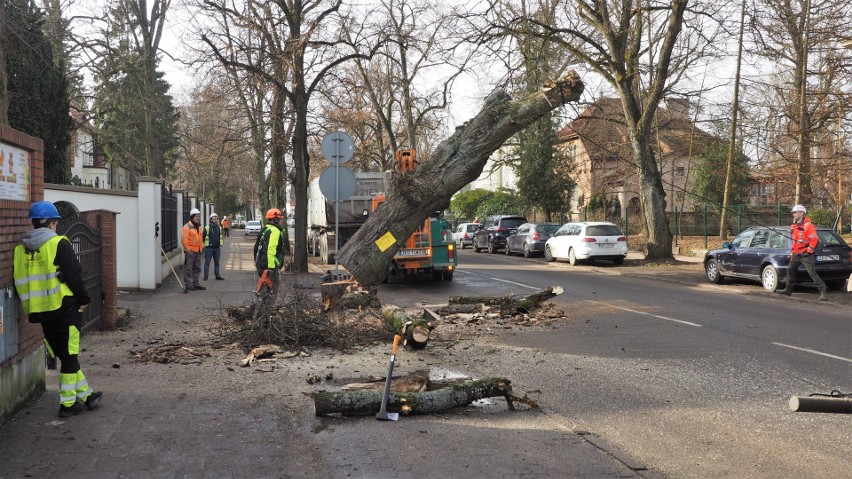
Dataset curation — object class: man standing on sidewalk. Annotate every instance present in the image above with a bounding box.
[181,208,205,292]
[778,204,827,301]
[13,201,103,417]
[203,212,225,281]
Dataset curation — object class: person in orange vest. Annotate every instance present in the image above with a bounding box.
[778,204,827,300]
[221,216,230,238]
[181,208,205,292]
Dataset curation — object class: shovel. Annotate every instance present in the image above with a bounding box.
[376,335,402,421]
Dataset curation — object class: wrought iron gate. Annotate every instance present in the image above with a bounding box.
[60,217,103,332]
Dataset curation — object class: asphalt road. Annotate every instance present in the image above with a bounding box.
[379,248,852,478]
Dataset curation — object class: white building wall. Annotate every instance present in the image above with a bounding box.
[45,185,140,288]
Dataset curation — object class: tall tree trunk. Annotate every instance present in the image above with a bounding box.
[629,130,673,260]
[338,72,584,285]
[795,0,813,204]
[291,92,310,273]
[0,2,8,125]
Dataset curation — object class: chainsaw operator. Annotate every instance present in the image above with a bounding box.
[253,208,287,296]
[13,201,104,418]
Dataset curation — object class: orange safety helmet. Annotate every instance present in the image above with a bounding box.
[266,208,284,221]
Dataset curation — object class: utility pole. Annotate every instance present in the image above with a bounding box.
[720,0,746,240]
[0,2,8,125]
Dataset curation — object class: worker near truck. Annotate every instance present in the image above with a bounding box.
[254,208,287,292]
[13,201,104,418]
[777,204,827,301]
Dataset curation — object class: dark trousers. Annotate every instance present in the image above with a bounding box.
[786,253,827,292]
[204,247,221,278]
[223,228,229,238]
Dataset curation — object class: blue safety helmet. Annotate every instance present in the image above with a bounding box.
[28,201,61,220]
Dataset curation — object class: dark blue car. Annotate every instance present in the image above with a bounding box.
[704,226,851,292]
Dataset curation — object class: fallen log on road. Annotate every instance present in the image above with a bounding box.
[448,286,564,314]
[311,377,537,416]
[381,306,435,349]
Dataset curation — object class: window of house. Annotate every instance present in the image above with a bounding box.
[676,166,685,177]
[76,133,94,166]
[676,191,684,201]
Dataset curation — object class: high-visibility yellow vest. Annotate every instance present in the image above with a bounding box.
[204,225,224,247]
[13,236,75,315]
[264,225,282,268]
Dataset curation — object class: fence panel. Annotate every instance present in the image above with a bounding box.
[161,186,178,252]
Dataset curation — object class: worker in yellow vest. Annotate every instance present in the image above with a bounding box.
[13,201,103,418]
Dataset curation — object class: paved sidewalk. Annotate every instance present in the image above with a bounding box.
[0,237,652,479]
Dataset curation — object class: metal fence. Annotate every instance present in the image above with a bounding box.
[161,185,178,252]
[58,217,103,332]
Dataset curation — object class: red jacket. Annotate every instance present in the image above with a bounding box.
[790,217,818,255]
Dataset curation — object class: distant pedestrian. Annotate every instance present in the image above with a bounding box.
[778,204,827,301]
[203,213,225,281]
[181,208,205,292]
[221,216,230,238]
[13,201,103,417]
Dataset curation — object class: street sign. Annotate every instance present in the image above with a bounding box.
[318,165,356,202]
[321,131,354,165]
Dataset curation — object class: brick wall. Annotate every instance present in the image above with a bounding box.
[0,124,45,359]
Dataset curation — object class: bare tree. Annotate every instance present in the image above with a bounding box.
[474,0,725,260]
[0,2,7,124]
[338,71,584,284]
[196,0,380,272]
[750,0,852,205]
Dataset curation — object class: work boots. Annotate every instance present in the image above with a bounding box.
[777,284,793,296]
[58,401,86,418]
[818,290,828,301]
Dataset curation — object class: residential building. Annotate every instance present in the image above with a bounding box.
[555,98,719,219]
[68,106,131,190]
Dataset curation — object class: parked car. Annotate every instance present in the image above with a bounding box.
[703,226,852,292]
[244,220,263,236]
[544,222,628,265]
[453,222,481,248]
[473,215,528,253]
[505,223,560,257]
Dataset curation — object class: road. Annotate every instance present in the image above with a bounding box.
[378,248,852,478]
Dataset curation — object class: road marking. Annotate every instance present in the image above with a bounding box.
[772,342,852,363]
[489,277,541,291]
[585,300,702,327]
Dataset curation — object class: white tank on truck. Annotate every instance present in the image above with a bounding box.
[307,171,388,264]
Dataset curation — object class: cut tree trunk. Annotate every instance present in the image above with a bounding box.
[448,286,564,314]
[312,377,536,416]
[381,306,435,349]
[337,72,584,286]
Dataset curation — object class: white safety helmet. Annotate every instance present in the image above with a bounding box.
[189,208,201,217]
[209,213,218,219]
[791,204,806,214]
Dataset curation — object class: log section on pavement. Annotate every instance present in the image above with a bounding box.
[312,377,537,416]
[448,286,564,314]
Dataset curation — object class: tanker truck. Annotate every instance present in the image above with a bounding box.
[307,171,387,264]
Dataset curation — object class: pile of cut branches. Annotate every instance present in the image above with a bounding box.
[217,276,392,351]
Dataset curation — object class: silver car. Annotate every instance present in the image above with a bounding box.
[244,220,263,236]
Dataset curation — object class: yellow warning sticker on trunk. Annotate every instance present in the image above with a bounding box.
[375,232,396,252]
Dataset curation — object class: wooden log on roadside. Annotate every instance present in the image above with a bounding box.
[311,377,536,416]
[448,286,564,314]
[382,306,435,349]
[340,369,430,392]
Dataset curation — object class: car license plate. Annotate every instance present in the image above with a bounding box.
[397,249,426,257]
[598,243,614,248]
[816,254,839,262]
